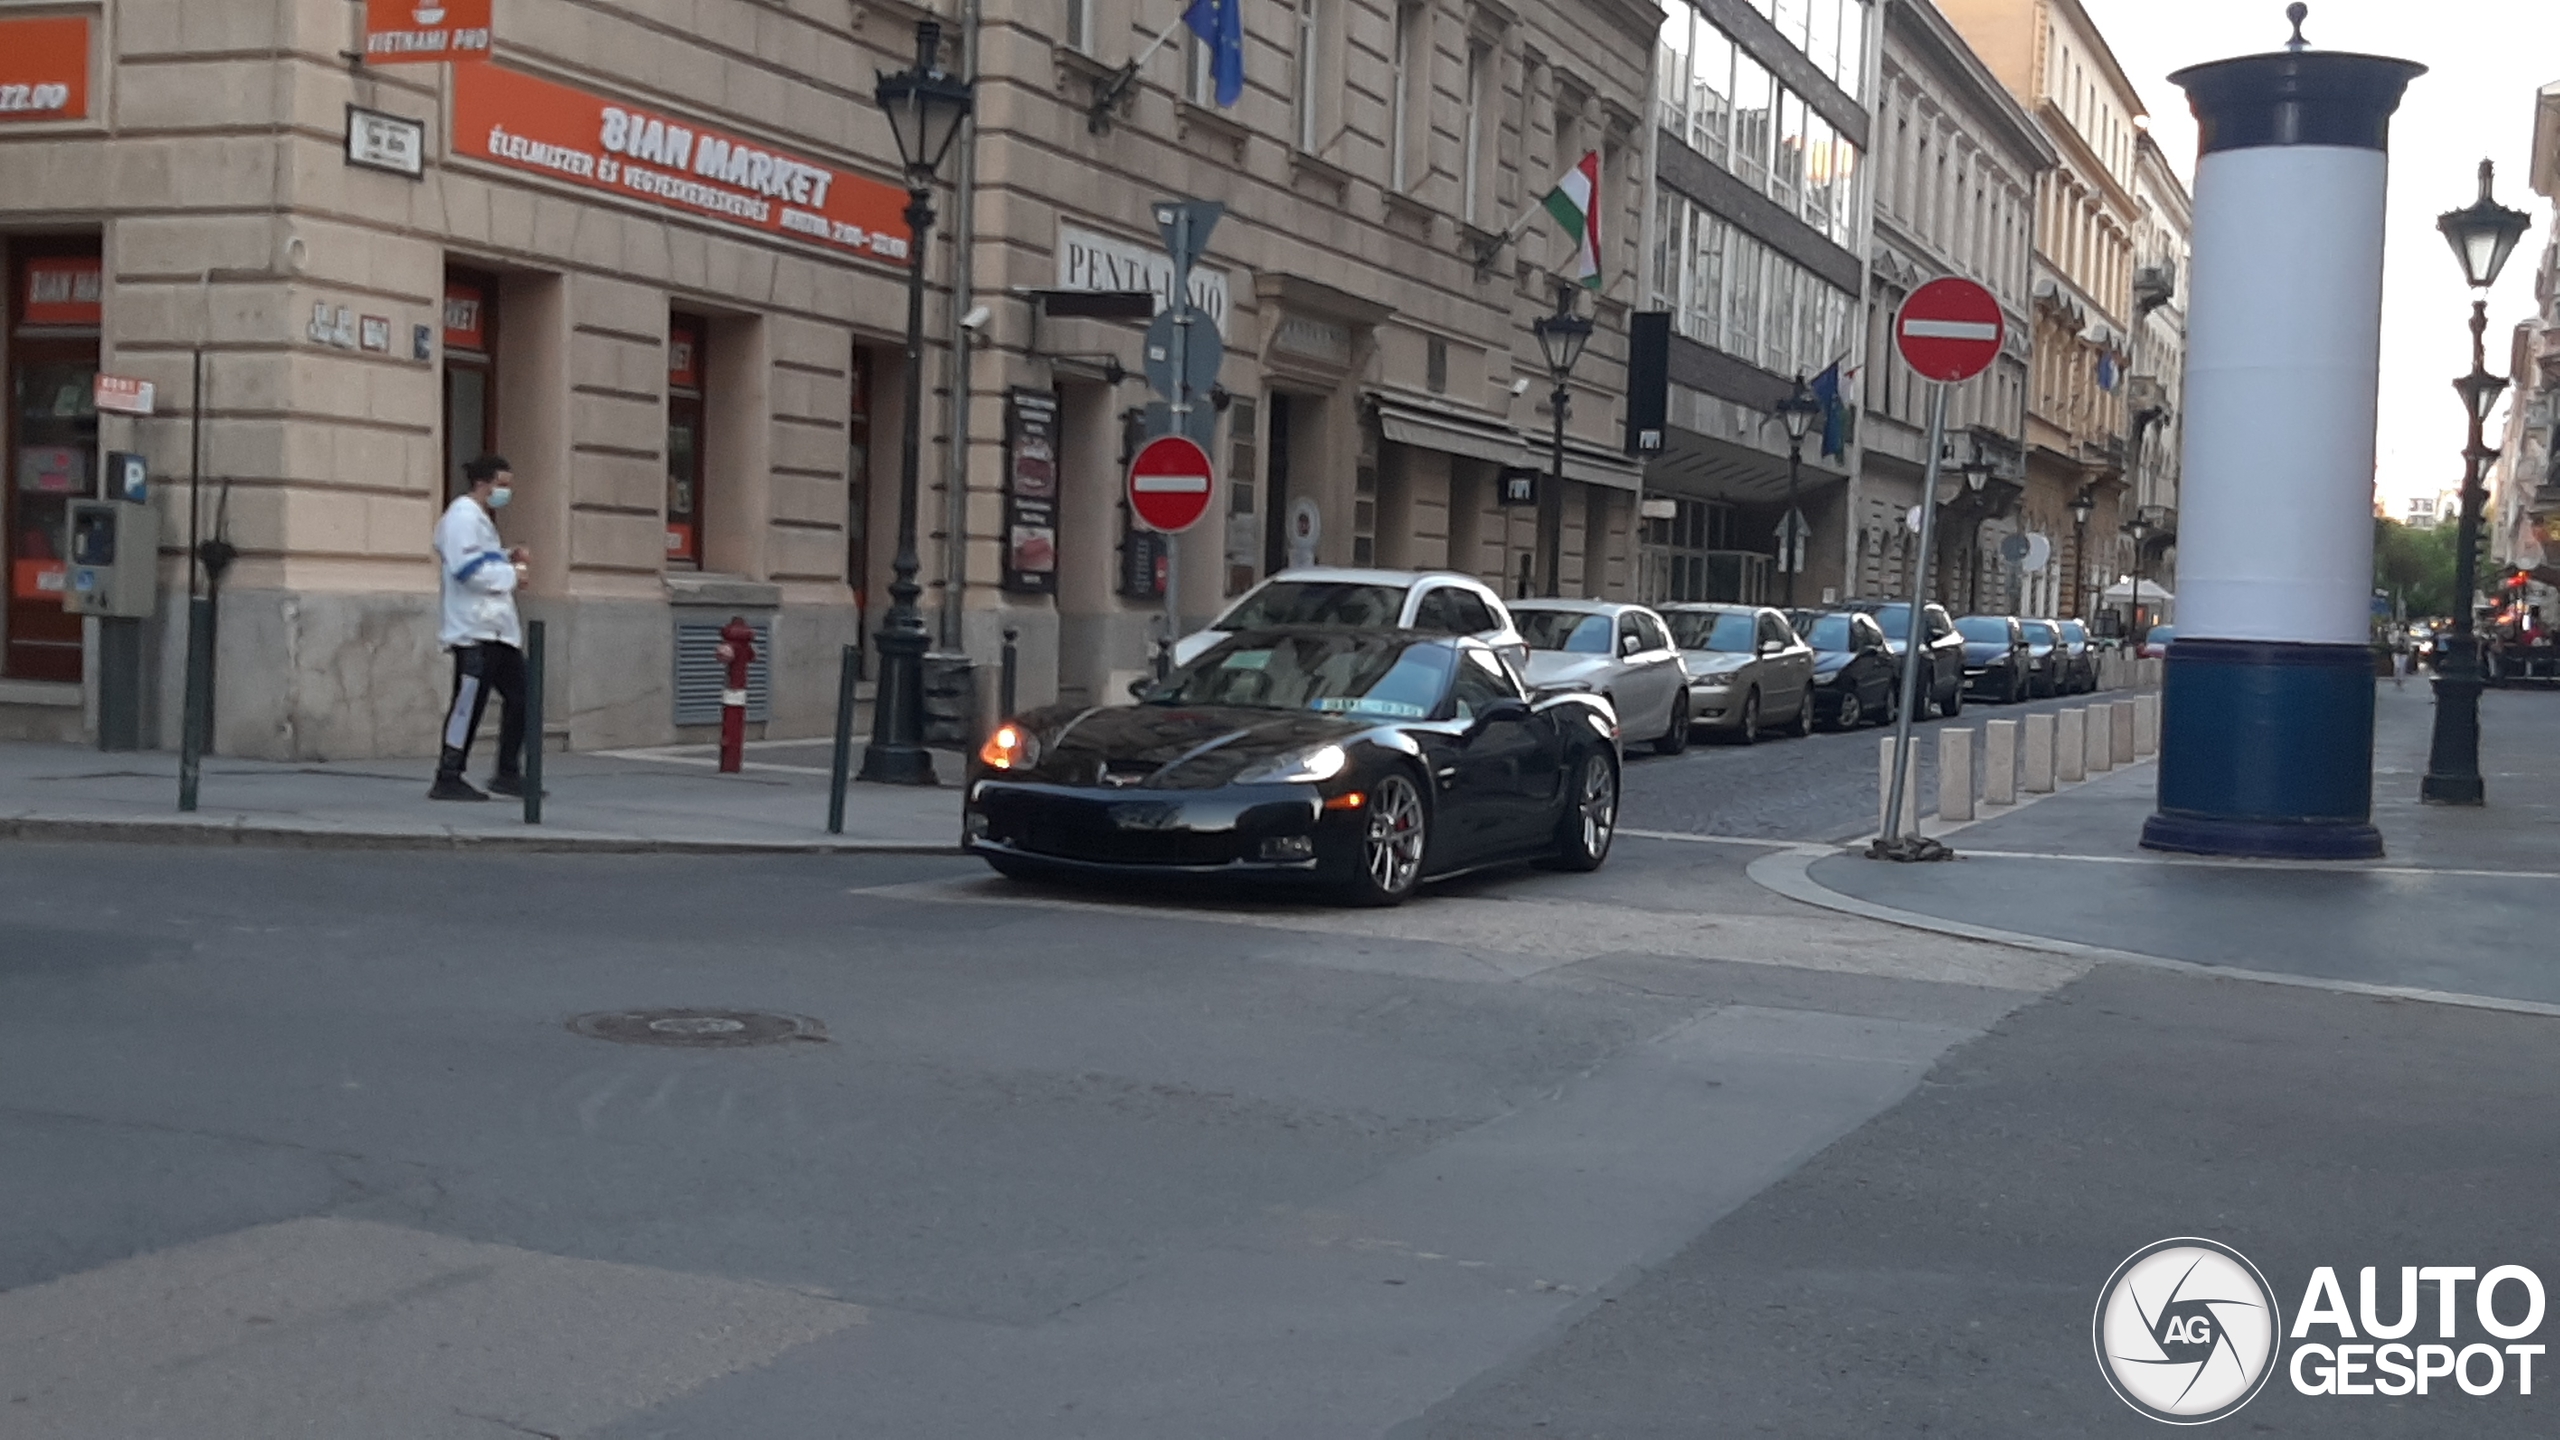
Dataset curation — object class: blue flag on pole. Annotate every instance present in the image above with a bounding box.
[1810,362,1848,459]
[1182,0,1245,107]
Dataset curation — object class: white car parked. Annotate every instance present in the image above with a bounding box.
[1173,568,1529,670]
[1507,599,1692,755]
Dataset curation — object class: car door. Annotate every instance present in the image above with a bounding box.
[1607,612,1666,739]
[1441,644,1548,859]
[1627,609,1684,738]
[1758,611,1811,712]
[1925,606,1960,696]
[1851,615,1891,712]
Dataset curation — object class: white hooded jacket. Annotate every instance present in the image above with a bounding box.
[434,494,521,649]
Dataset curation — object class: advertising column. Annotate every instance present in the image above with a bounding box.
[2142,36,2424,859]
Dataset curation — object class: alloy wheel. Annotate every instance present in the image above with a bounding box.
[1364,774,1426,894]
[1577,754,1617,858]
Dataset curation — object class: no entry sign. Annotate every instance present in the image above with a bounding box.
[1127,434,1214,533]
[1895,277,2004,383]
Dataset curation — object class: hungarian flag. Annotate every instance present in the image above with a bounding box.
[1540,152,1603,290]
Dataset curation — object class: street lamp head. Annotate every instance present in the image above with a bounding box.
[2069,489,2095,527]
[1531,290,1593,380]
[2438,159,2531,291]
[2455,367,2510,425]
[1775,374,1822,444]
[876,20,974,185]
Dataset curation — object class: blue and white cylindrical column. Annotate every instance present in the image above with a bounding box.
[2142,32,2424,861]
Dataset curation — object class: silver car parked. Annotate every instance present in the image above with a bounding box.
[1659,603,1817,742]
[1507,599,1693,755]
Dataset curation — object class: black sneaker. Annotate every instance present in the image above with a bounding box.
[428,774,489,802]
[486,773,544,798]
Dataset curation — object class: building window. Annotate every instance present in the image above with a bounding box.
[666,314,707,568]
[441,268,499,505]
[1295,0,1322,152]
[1390,5,1422,191]
[1184,18,1214,104]
[1730,50,1771,192]
[1463,44,1490,223]
[1064,0,1092,52]
[6,241,102,682]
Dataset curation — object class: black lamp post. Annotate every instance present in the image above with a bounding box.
[1773,375,1822,607]
[859,21,974,787]
[2422,159,2531,806]
[2125,510,2154,636]
[1530,284,1592,597]
[2068,487,2095,620]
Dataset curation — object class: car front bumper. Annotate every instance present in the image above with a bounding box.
[965,777,1352,874]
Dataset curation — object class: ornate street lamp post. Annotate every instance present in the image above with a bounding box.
[2126,510,2155,637]
[859,22,974,787]
[2422,159,2530,806]
[1773,375,1822,608]
[2068,487,2095,621]
[1530,284,1592,597]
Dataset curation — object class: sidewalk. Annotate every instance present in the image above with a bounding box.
[0,738,963,853]
[1770,680,2560,1008]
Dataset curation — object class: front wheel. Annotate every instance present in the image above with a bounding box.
[1653,692,1691,756]
[1340,770,1427,906]
[1938,676,1962,717]
[1545,751,1617,871]
[1732,688,1761,745]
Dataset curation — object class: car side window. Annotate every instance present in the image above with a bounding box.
[1449,646,1521,721]
[1637,612,1673,653]
[1927,608,1953,641]
[1856,616,1883,651]
[1444,588,1498,636]
[1757,614,1789,649]
[1410,587,1461,633]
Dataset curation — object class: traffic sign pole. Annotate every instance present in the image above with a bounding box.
[1883,382,1948,850]
[1127,434,1216,677]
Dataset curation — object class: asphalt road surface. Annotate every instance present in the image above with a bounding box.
[4,815,2546,1438]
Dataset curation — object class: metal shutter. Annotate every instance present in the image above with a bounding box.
[673,620,772,726]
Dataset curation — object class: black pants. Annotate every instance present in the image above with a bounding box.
[438,642,526,779]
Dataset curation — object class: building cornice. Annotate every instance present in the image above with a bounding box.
[1888,0,2059,174]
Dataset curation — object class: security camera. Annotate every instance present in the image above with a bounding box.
[1510,377,1532,397]
[960,304,991,330]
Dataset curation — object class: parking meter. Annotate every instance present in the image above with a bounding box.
[62,496,159,618]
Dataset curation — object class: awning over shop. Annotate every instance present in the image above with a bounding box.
[2101,579,2173,605]
[1369,394,1643,493]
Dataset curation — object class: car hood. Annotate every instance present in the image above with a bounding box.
[1962,641,2012,664]
[1811,651,1856,678]
[1682,651,1753,679]
[998,704,1381,789]
[1519,652,1614,687]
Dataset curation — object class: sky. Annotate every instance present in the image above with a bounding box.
[2075,0,2560,514]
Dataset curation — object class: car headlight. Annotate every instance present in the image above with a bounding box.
[978,723,1039,770]
[1234,742,1348,785]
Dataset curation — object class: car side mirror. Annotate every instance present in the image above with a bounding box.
[1126,676,1154,699]
[1758,639,1785,656]
[1620,634,1643,657]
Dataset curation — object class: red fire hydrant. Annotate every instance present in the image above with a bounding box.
[714,615,755,773]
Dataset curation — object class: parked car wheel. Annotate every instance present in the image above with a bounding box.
[1543,751,1618,872]
[1786,687,1815,737]
[1731,688,1761,744]
[1653,692,1690,756]
[1340,770,1428,907]
[1938,680,1961,717]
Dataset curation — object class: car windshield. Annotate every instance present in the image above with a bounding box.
[2147,626,2177,644]
[1213,581,1408,631]
[1869,604,1913,640]
[2022,623,2055,645]
[1799,615,1854,651]
[1142,633,1454,718]
[1956,617,2012,643]
[1667,610,1757,652]
[2061,621,2087,642]
[1515,610,1613,653]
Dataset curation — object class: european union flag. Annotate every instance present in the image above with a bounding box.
[1183,0,1244,107]
[1810,362,1848,459]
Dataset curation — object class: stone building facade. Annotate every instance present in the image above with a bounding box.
[2121,127,2188,626]
[1936,0,2143,621]
[1853,0,2049,614]
[0,0,1656,757]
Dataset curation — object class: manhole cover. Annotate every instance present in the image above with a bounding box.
[567,1009,826,1048]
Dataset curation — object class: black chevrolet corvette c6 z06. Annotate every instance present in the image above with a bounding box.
[964,628,1621,905]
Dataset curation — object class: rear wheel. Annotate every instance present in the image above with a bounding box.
[1546,751,1617,871]
[1340,771,1427,906]
[1652,692,1691,756]
[1785,686,1815,737]
[1732,688,1761,744]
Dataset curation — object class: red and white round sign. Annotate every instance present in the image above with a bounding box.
[1895,277,2004,383]
[1127,434,1215,534]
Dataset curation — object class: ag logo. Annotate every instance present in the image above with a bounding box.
[2094,1238,2281,1424]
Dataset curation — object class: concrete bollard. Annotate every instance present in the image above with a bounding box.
[2023,712,2056,793]
[2133,692,2160,756]
[2056,708,2087,783]
[1877,736,1920,837]
[2111,699,2137,765]
[2141,656,2163,690]
[1984,719,2019,806]
[2086,703,2114,774]
[1939,728,1975,823]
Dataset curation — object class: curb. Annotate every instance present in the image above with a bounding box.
[0,815,963,857]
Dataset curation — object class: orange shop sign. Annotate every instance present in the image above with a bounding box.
[0,16,90,123]
[363,0,492,63]
[23,256,101,325]
[452,65,912,267]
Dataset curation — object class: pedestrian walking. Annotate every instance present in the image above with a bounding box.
[430,456,531,801]
[2391,634,2411,689]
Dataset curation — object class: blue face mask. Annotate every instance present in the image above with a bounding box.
[488,485,513,509]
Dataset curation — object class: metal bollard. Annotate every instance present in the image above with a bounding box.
[2056,708,2087,783]
[715,615,754,774]
[2133,692,2160,756]
[999,626,1019,723]
[2085,703,2114,774]
[826,642,858,836]
[1877,736,1920,837]
[1983,718,2018,806]
[1938,727,1975,823]
[522,620,546,825]
[2111,699,2137,765]
[2022,712,2056,793]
